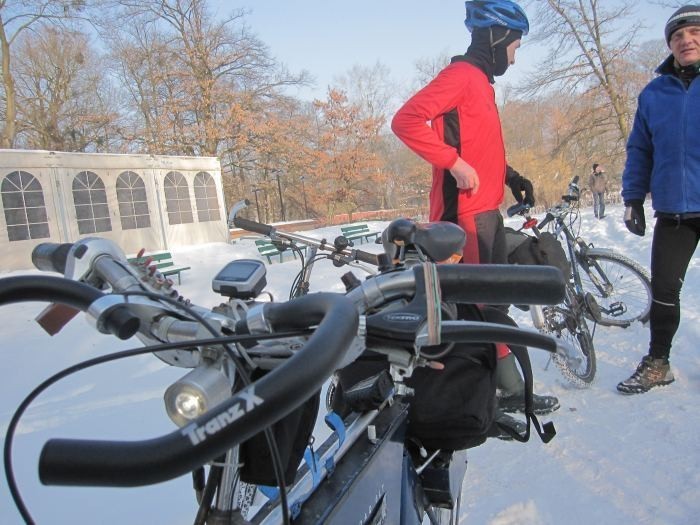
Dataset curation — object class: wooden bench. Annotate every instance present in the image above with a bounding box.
[128,251,191,284]
[340,224,380,244]
[255,239,305,264]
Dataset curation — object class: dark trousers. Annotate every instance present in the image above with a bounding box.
[457,209,507,265]
[648,216,700,360]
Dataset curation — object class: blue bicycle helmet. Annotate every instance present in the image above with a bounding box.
[465,0,530,36]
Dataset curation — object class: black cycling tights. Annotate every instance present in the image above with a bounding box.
[649,216,700,360]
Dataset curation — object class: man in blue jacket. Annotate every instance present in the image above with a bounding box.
[618,5,700,394]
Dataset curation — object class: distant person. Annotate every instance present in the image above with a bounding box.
[617,5,700,394]
[391,1,558,419]
[588,163,608,219]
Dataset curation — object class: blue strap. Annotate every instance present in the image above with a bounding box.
[323,411,346,473]
[287,447,322,519]
[258,484,279,500]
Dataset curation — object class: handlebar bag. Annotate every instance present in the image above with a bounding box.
[331,304,499,451]
[505,228,571,278]
[239,368,320,486]
[403,304,497,451]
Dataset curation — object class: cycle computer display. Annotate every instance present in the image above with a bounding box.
[212,259,267,299]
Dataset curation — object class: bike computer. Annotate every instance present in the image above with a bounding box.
[212,259,267,299]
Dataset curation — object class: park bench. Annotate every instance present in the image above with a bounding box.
[255,239,305,264]
[127,251,191,284]
[340,223,380,244]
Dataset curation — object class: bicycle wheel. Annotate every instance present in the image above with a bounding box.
[544,287,597,386]
[577,248,652,327]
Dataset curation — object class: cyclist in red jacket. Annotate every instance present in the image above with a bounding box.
[392,1,559,421]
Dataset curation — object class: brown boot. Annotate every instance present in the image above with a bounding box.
[617,355,675,394]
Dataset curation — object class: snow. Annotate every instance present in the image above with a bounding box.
[2,202,700,524]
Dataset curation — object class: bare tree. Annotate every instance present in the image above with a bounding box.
[12,25,118,151]
[0,0,90,148]
[334,62,397,123]
[411,51,451,89]
[103,0,309,156]
[521,0,644,156]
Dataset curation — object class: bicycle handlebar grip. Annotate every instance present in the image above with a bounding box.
[32,243,74,274]
[354,249,379,266]
[538,213,554,230]
[233,216,274,236]
[39,293,358,487]
[436,264,565,305]
[506,203,528,218]
[439,321,557,353]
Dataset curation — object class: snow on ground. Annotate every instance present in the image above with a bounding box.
[1,202,699,524]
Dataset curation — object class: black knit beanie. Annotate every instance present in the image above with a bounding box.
[664,5,700,45]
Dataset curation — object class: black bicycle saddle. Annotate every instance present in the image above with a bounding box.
[381,218,466,263]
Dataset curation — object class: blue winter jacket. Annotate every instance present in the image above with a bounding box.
[622,55,700,215]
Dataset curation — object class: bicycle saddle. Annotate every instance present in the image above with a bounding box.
[381,218,466,263]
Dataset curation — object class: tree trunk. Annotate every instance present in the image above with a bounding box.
[0,21,16,148]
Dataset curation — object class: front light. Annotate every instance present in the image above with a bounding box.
[164,366,231,427]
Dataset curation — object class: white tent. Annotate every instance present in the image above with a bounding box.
[0,150,229,271]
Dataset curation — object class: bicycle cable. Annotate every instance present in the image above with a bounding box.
[288,253,330,300]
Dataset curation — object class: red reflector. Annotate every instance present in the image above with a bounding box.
[524,218,538,229]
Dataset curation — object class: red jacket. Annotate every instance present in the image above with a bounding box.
[391,59,506,222]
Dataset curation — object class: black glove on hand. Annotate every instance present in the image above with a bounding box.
[507,173,535,207]
[624,200,646,236]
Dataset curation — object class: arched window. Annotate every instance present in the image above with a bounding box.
[1,170,50,241]
[193,171,221,222]
[163,171,193,224]
[116,171,151,230]
[73,171,112,234]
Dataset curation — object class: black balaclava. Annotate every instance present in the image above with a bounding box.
[463,26,522,83]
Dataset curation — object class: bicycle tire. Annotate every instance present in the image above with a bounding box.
[545,287,597,386]
[577,248,652,327]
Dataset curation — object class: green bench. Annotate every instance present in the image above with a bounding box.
[340,223,380,244]
[128,251,191,284]
[255,239,305,264]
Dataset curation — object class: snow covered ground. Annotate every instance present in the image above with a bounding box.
[2,202,699,524]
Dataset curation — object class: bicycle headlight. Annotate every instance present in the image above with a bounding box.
[164,366,231,427]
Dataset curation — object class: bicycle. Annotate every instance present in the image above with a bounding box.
[507,176,653,386]
[2,217,569,525]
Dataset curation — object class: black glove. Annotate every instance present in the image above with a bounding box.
[624,200,646,236]
[507,172,535,207]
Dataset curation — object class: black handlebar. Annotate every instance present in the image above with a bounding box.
[353,248,380,266]
[537,213,555,230]
[233,216,274,236]
[438,321,557,352]
[38,293,358,487]
[434,264,564,305]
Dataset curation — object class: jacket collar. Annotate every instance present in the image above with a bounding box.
[656,54,676,75]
